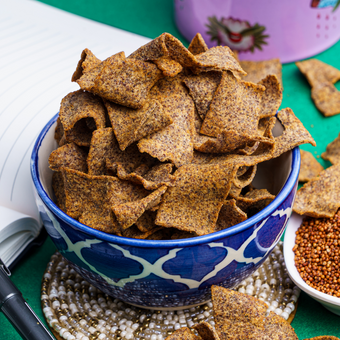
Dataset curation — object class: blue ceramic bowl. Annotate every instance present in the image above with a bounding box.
[31,113,300,309]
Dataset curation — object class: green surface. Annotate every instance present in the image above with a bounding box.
[2,0,340,338]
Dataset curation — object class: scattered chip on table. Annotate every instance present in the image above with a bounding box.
[240,58,283,86]
[272,108,316,159]
[304,337,340,340]
[322,132,340,165]
[165,327,201,340]
[188,33,209,55]
[193,321,220,340]
[155,163,237,236]
[296,59,340,87]
[294,163,340,218]
[311,82,340,117]
[299,149,324,182]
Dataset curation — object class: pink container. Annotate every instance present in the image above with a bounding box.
[175,0,340,63]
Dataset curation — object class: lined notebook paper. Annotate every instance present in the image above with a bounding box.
[0,0,150,266]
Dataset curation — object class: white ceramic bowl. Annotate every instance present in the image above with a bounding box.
[284,213,340,316]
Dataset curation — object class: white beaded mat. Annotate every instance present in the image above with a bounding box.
[41,241,299,340]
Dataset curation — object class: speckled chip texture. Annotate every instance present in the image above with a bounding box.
[165,327,201,340]
[76,52,125,92]
[105,98,172,150]
[240,58,283,86]
[211,285,298,340]
[299,150,324,182]
[272,108,316,159]
[215,199,247,232]
[311,82,340,117]
[188,33,209,55]
[322,133,340,164]
[200,72,269,143]
[295,59,340,87]
[137,75,195,168]
[71,48,101,82]
[93,58,163,109]
[51,34,317,239]
[304,337,340,340]
[193,321,220,340]
[294,163,340,218]
[59,90,106,147]
[49,143,88,173]
[155,163,237,236]
[184,71,222,120]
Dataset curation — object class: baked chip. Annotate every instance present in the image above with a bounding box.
[258,74,283,118]
[105,98,172,150]
[52,172,66,212]
[153,56,183,77]
[93,58,163,109]
[299,150,324,182]
[77,52,125,92]
[304,337,340,340]
[55,117,67,146]
[155,163,237,236]
[240,58,282,86]
[59,90,107,147]
[215,199,247,232]
[112,185,167,229]
[296,59,340,87]
[311,82,340,117]
[237,189,275,216]
[49,142,88,173]
[184,71,222,120]
[200,72,270,145]
[165,327,201,340]
[211,285,298,340]
[193,321,220,340]
[121,224,162,239]
[188,33,209,55]
[272,108,316,158]
[72,48,102,82]
[136,211,157,232]
[322,132,340,165]
[138,75,195,167]
[294,163,340,218]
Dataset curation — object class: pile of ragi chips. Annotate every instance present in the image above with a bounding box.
[49,33,315,240]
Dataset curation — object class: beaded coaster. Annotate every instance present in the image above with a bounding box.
[41,241,299,340]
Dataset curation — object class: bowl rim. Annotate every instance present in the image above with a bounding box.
[31,113,300,248]
[284,213,340,306]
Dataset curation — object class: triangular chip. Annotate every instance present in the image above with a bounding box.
[237,189,275,216]
[296,59,340,87]
[322,132,340,165]
[59,90,107,147]
[193,321,220,340]
[153,56,183,77]
[200,72,270,146]
[138,75,195,167]
[215,199,247,232]
[136,210,157,232]
[240,58,282,86]
[72,48,102,82]
[165,327,201,340]
[93,58,163,109]
[304,337,340,340]
[184,71,222,120]
[112,185,167,229]
[76,52,125,92]
[188,33,209,55]
[311,82,340,117]
[272,108,316,158]
[49,142,88,173]
[211,285,298,340]
[258,74,283,118]
[105,98,172,150]
[155,163,237,235]
[294,163,340,218]
[299,150,324,182]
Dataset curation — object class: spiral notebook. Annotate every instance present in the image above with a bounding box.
[0,0,150,268]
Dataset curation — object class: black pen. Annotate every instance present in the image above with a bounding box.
[0,258,55,340]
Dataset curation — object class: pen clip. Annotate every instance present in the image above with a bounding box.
[0,258,11,276]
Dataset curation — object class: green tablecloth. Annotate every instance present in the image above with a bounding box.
[1,0,340,338]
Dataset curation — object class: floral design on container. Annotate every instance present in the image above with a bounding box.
[311,0,340,10]
[206,16,269,53]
